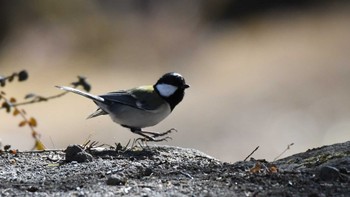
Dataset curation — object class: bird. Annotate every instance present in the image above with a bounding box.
[56,72,189,142]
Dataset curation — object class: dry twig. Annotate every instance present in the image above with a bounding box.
[273,143,294,161]
[244,146,260,161]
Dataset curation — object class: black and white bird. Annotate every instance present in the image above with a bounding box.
[56,72,189,141]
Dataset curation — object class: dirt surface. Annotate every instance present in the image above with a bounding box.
[0,141,349,196]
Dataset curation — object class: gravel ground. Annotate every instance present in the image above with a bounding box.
[0,142,349,196]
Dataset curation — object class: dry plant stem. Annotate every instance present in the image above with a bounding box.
[273,143,294,161]
[1,95,44,150]
[1,74,89,111]
[15,106,43,150]
[243,146,260,161]
[3,91,69,109]
[1,73,89,150]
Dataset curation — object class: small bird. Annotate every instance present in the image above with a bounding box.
[56,72,189,142]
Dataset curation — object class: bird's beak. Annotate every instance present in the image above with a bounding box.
[183,84,190,89]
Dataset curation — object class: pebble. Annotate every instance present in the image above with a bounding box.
[143,168,153,176]
[27,186,39,192]
[319,166,340,181]
[106,175,127,186]
[65,145,93,163]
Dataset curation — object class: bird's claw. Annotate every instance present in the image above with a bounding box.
[149,128,177,138]
[131,128,176,144]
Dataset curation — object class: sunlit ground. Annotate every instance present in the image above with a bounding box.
[1,2,350,162]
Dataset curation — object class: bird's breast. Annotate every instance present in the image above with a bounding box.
[99,102,171,128]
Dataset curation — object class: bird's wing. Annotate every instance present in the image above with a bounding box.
[99,86,163,111]
[100,91,143,110]
[87,108,108,119]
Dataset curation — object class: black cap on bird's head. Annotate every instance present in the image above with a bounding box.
[156,72,190,89]
[154,72,189,110]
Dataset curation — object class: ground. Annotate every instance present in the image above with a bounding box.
[0,141,349,196]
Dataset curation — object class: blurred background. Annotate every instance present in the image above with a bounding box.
[1,0,350,162]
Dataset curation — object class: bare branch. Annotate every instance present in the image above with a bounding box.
[273,143,294,161]
[244,146,260,161]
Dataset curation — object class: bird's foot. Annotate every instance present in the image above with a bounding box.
[140,128,177,138]
[131,128,176,143]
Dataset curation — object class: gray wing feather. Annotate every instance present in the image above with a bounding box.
[87,108,108,119]
[99,91,147,110]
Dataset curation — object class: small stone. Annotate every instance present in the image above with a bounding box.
[27,186,39,192]
[143,168,153,176]
[65,145,93,163]
[319,166,340,181]
[106,175,127,186]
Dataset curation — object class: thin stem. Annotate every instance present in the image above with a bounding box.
[1,91,68,110]
[273,143,294,161]
[244,146,260,161]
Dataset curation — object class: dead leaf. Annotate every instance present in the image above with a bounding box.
[9,149,17,154]
[8,75,14,82]
[2,102,11,113]
[32,130,38,138]
[250,162,262,173]
[18,70,28,81]
[0,80,5,87]
[34,140,46,150]
[13,108,20,116]
[28,117,37,127]
[268,165,279,173]
[18,120,27,127]
[9,97,16,103]
[4,145,11,151]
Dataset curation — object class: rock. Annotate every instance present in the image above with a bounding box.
[319,166,340,181]
[143,167,153,176]
[106,175,127,186]
[0,143,349,196]
[65,144,93,163]
[27,186,39,192]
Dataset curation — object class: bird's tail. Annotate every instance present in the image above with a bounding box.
[55,86,105,102]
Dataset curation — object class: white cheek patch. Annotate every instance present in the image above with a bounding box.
[156,84,178,97]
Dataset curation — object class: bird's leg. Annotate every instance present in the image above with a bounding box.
[139,128,177,138]
[130,128,155,141]
[130,128,174,142]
